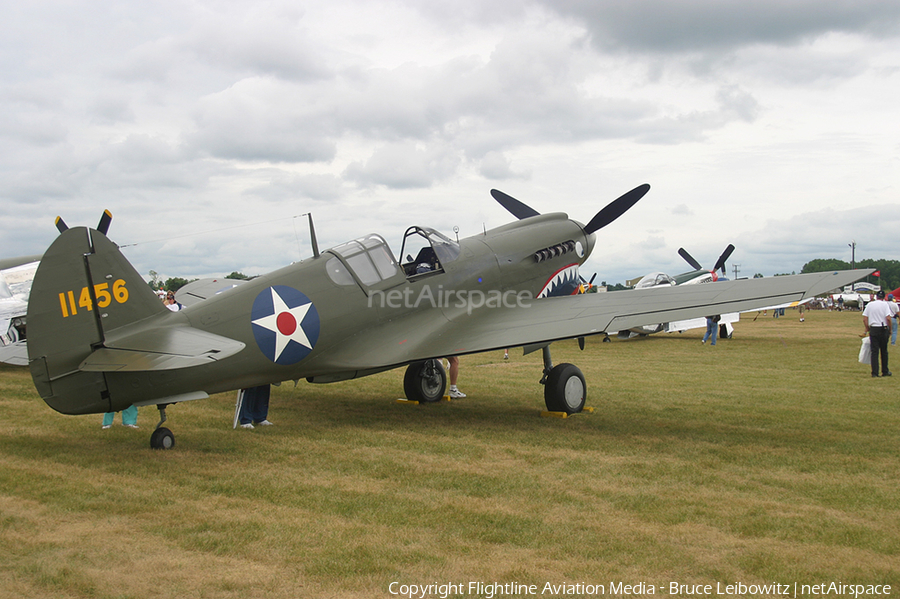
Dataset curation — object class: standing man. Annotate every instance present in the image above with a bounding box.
[862,290,893,377]
[702,315,720,346]
[236,385,273,429]
[446,356,466,398]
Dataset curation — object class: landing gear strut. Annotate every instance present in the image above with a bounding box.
[150,404,175,450]
[539,346,586,414]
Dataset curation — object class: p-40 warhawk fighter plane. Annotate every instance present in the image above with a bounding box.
[27,185,867,448]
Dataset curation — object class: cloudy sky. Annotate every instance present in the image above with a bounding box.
[2,0,899,285]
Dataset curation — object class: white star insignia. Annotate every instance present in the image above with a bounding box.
[251,287,313,362]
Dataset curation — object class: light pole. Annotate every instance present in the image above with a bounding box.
[849,241,856,291]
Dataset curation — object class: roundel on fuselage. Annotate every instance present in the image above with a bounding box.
[250,286,320,365]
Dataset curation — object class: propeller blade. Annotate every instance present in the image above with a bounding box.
[588,273,597,285]
[491,189,540,220]
[713,244,735,274]
[55,216,68,233]
[678,248,702,271]
[97,210,112,235]
[583,183,650,234]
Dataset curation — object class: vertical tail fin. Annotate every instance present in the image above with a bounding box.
[27,226,166,414]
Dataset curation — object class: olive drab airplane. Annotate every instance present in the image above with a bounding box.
[27,186,869,449]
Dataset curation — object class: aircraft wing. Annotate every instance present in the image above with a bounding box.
[320,269,869,369]
[664,312,739,334]
[0,340,28,366]
[176,278,246,307]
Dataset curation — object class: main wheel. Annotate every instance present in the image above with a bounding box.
[543,363,586,414]
[403,359,447,402]
[150,427,175,450]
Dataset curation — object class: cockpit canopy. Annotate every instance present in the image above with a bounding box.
[634,272,676,289]
[327,234,399,286]
[398,226,460,278]
[324,227,461,288]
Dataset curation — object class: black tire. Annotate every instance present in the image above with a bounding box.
[150,427,175,450]
[543,363,586,414]
[403,360,447,402]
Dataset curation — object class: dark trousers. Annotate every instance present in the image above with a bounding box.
[239,385,271,424]
[869,327,890,376]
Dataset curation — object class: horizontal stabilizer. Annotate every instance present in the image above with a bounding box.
[80,326,245,372]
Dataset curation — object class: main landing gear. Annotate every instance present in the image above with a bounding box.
[540,346,586,414]
[402,348,586,415]
[403,359,447,402]
[150,404,175,450]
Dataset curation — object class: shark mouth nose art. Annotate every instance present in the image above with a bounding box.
[537,263,581,298]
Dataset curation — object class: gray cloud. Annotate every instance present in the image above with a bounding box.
[542,0,900,53]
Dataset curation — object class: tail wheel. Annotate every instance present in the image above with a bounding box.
[150,427,175,450]
[403,359,447,402]
[543,363,586,414]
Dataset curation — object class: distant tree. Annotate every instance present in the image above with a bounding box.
[164,277,193,292]
[802,258,851,273]
[857,259,900,291]
[148,270,162,290]
[225,271,251,280]
[804,258,899,291]
[753,273,764,278]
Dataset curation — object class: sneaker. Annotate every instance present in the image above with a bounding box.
[449,388,466,399]
[124,424,139,429]
[240,423,254,429]
[102,425,111,429]
[254,420,274,426]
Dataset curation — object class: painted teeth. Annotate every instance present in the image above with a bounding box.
[538,264,578,299]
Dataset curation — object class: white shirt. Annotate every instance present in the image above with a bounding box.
[863,299,893,328]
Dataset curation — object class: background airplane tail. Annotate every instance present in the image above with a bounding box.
[27,226,166,415]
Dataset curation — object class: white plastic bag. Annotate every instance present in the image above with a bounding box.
[858,336,871,364]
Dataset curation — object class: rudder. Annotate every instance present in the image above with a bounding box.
[27,226,166,414]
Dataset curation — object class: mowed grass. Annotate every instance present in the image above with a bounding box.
[0,309,897,598]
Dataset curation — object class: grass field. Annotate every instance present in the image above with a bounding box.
[0,309,897,598]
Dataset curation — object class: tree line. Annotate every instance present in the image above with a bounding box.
[802,258,899,292]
